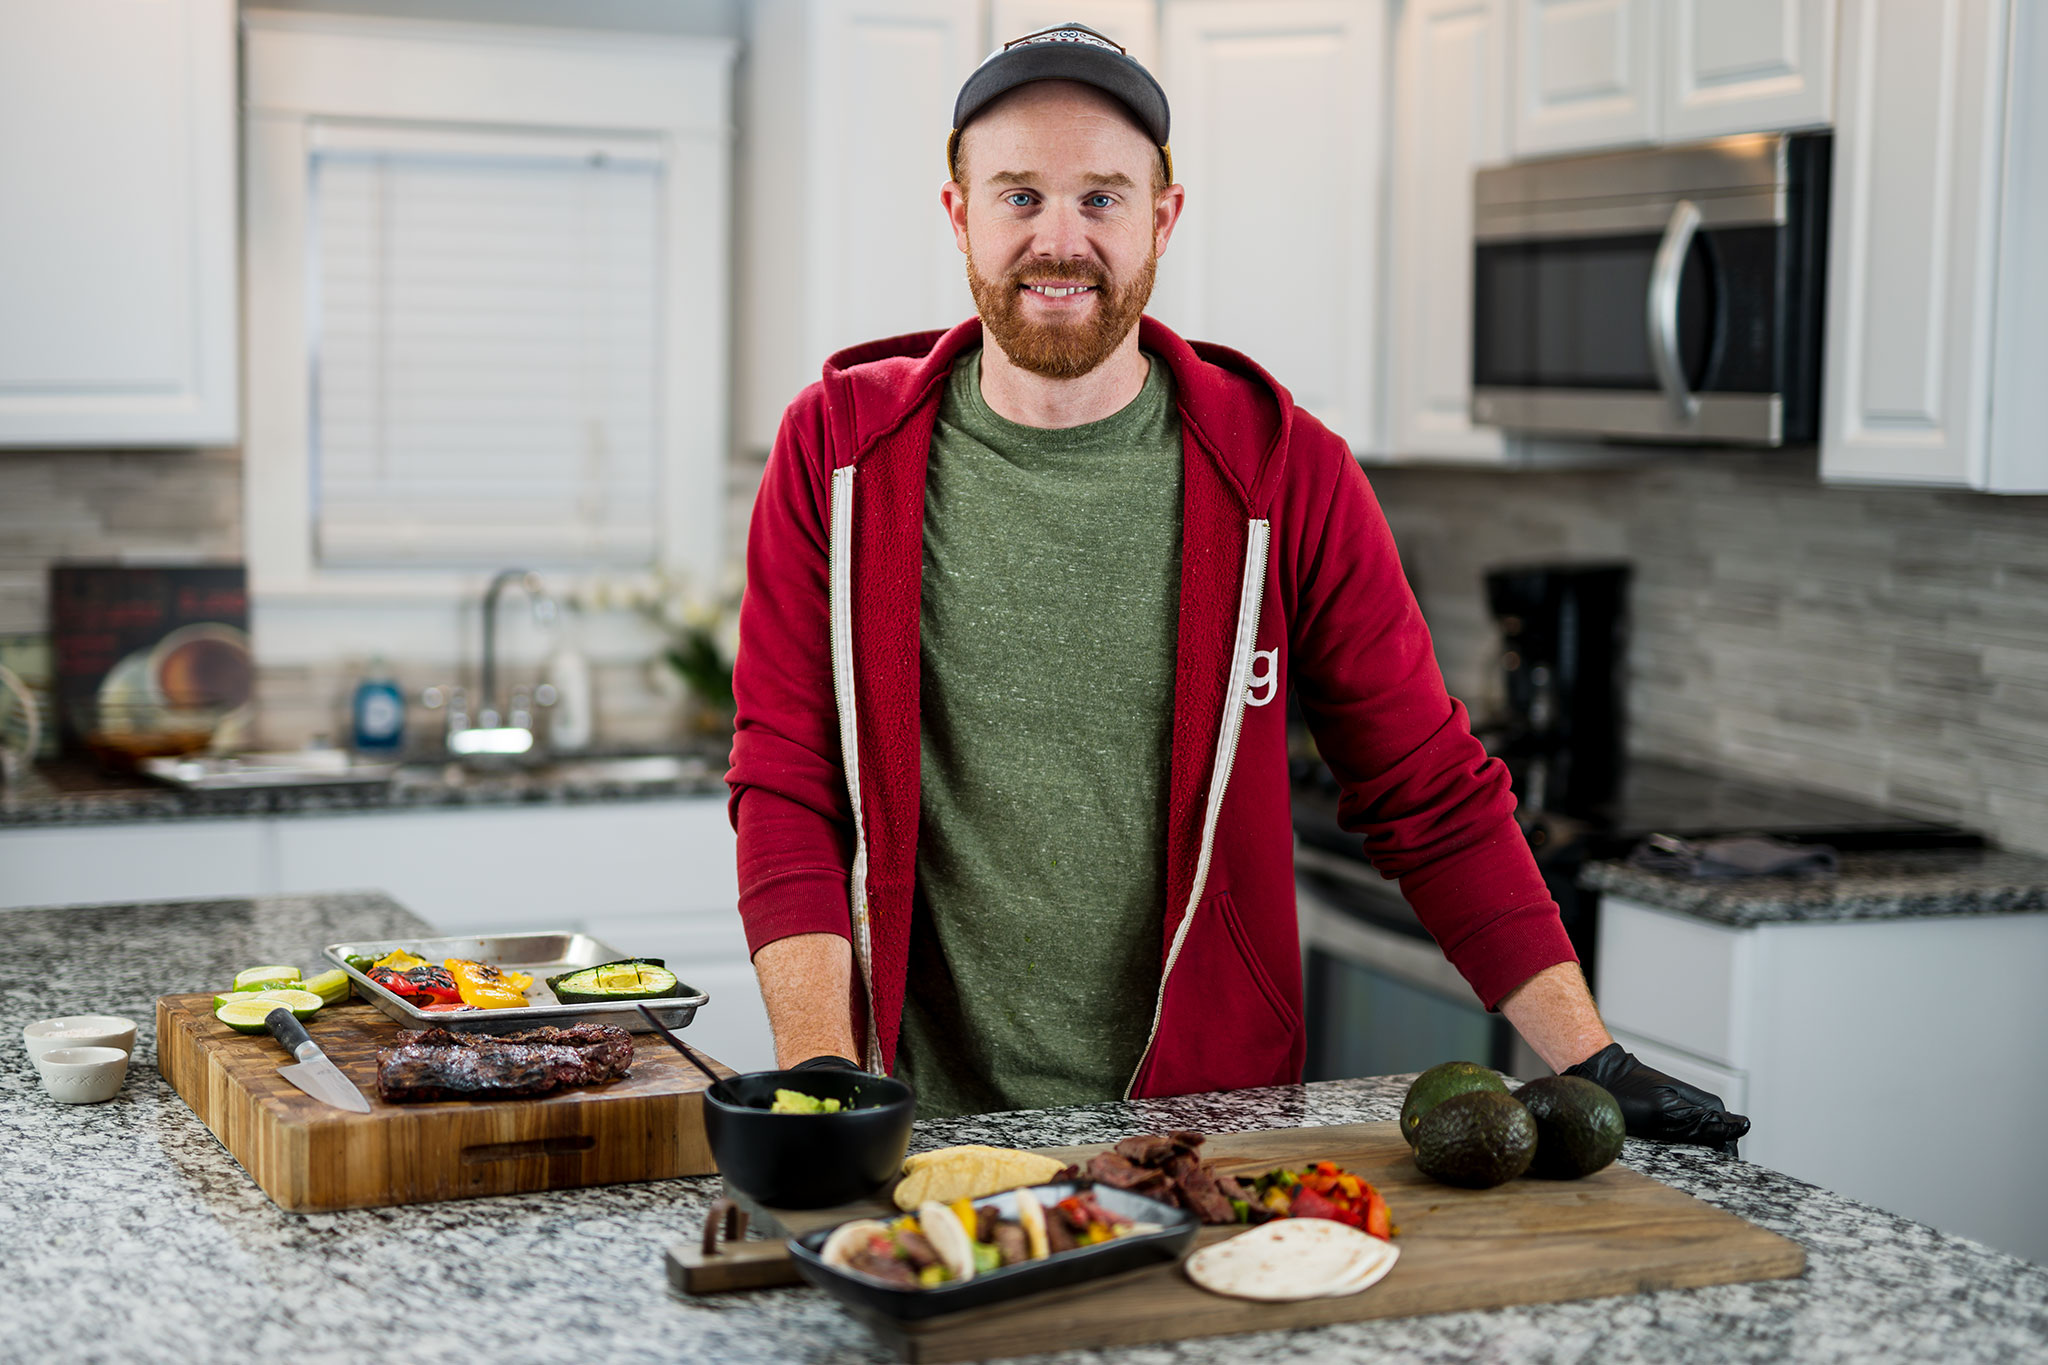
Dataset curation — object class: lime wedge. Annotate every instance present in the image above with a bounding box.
[234,978,299,994]
[250,988,324,1019]
[215,996,288,1033]
[303,969,350,1005]
[234,964,301,990]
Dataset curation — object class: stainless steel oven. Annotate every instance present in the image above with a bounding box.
[1470,131,1831,446]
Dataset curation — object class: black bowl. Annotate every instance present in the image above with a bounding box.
[702,1069,916,1209]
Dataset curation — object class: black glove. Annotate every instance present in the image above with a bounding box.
[1565,1043,1751,1152]
[789,1054,863,1073]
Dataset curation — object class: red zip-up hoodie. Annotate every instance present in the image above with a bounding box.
[727,315,1576,1099]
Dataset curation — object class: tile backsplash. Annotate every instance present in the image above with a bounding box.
[1368,448,2048,855]
[7,443,2047,853]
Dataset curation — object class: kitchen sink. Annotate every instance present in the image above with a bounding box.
[527,753,709,786]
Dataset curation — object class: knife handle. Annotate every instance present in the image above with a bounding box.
[265,1006,313,1059]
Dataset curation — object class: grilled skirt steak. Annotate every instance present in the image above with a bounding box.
[375,1023,634,1102]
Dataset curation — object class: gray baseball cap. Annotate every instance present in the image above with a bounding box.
[948,21,1173,184]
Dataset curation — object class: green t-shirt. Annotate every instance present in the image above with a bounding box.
[895,348,1183,1118]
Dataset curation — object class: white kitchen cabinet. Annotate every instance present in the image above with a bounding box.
[0,820,270,908]
[1155,1,1386,449]
[1819,0,2048,493]
[990,0,1158,66]
[737,0,984,451]
[1508,0,1659,157]
[1662,0,1833,140]
[1596,895,2048,1265]
[0,0,237,447]
[1383,0,1509,463]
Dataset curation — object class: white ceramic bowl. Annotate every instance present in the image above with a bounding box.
[23,1015,137,1063]
[34,1046,131,1103]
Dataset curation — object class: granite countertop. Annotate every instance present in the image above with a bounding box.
[5,892,2045,1364]
[0,745,729,828]
[1582,847,2048,927]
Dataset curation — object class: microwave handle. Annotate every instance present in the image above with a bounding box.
[1647,198,1702,421]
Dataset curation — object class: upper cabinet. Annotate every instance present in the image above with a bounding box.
[1157,0,1387,449]
[1663,0,1833,140]
[1385,0,1508,462]
[1821,0,2046,493]
[737,0,984,452]
[0,0,237,447]
[1508,0,1833,159]
[1509,0,1659,157]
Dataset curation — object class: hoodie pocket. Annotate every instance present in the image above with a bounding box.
[1138,890,1302,1097]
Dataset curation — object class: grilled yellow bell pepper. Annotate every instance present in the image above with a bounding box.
[373,948,428,972]
[443,958,533,1009]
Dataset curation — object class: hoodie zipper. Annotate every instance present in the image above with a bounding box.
[1125,517,1271,1098]
[828,465,884,1073]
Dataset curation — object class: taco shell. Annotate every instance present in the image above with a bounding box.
[893,1144,1068,1210]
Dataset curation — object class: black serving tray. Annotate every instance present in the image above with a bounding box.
[788,1182,1198,1321]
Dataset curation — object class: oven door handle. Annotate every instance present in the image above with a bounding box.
[1646,198,1702,422]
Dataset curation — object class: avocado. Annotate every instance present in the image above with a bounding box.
[1400,1060,1510,1148]
[1515,1075,1626,1179]
[1412,1090,1538,1188]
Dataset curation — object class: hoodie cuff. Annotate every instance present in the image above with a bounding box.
[1445,902,1582,1012]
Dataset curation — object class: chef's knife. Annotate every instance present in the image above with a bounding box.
[265,1006,372,1113]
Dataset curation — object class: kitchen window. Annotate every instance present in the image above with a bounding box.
[241,12,734,637]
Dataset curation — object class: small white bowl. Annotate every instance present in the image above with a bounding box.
[34,1046,131,1104]
[23,1015,137,1063]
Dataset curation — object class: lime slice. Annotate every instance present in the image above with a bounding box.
[234,978,300,994]
[234,964,301,990]
[303,969,350,1005]
[250,988,324,1019]
[215,996,288,1033]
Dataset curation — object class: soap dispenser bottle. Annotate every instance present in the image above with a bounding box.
[544,611,593,753]
[351,656,406,754]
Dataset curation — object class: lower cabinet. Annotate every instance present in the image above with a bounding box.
[0,797,775,1071]
[1596,895,2048,1265]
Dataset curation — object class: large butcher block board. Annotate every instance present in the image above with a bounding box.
[157,994,732,1212]
[739,1122,1806,1363]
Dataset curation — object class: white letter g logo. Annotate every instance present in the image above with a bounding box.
[1246,648,1279,708]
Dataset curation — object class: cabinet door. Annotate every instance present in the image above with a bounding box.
[1508,0,1659,157]
[1821,0,2009,489]
[0,821,269,911]
[272,800,740,932]
[990,0,1158,66]
[1385,0,1507,462]
[1663,0,1833,140]
[1159,0,1387,448]
[738,0,982,450]
[0,0,236,446]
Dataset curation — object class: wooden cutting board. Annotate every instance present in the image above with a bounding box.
[156,994,732,1212]
[696,1122,1804,1363]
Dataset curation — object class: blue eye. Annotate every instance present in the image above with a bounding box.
[1005,192,1034,207]
[1087,194,1116,209]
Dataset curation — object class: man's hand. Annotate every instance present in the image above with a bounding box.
[1565,1043,1751,1151]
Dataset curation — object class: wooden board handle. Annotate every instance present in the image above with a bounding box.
[460,1136,597,1164]
[665,1197,800,1295]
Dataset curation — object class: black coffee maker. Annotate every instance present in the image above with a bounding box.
[1482,561,1631,819]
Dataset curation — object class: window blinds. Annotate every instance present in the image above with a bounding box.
[309,124,665,568]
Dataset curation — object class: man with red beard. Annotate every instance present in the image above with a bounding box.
[727,23,1747,1146]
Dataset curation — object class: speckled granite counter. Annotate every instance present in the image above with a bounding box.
[0,747,727,827]
[1582,847,2048,927]
[5,892,2045,1365]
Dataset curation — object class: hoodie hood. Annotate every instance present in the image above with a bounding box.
[819,315,1297,517]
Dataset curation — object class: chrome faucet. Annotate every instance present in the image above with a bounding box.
[445,569,556,757]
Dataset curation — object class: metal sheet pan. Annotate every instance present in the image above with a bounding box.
[323,932,708,1034]
[143,752,399,790]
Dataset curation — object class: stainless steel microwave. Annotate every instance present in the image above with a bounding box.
[1470,131,1831,446]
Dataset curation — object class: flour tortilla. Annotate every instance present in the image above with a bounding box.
[1184,1220,1399,1302]
[819,1219,893,1271]
[1016,1188,1050,1261]
[917,1200,977,1282]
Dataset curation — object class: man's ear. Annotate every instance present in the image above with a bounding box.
[941,180,971,254]
[1152,183,1187,259]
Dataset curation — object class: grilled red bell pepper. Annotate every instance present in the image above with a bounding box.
[401,965,463,1007]
[367,965,422,1002]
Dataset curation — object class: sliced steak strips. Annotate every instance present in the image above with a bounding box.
[375,1023,634,1103]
